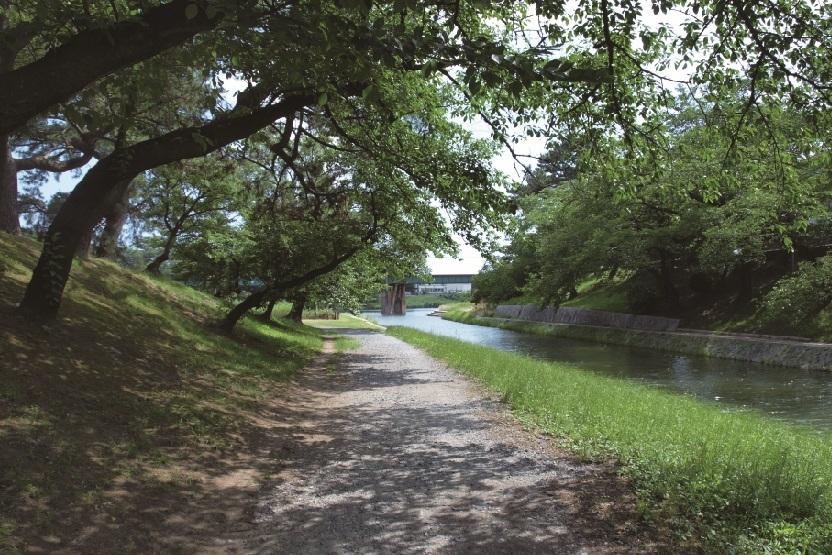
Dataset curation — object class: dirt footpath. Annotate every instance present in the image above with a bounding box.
[220,330,671,554]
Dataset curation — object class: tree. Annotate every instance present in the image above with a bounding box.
[132,156,239,274]
[13,0,620,318]
[0,0,226,135]
[1,47,219,243]
[207,76,505,332]
[0,127,98,233]
[14,0,832,320]
[482,89,832,316]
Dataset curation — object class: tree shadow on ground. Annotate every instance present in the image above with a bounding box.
[222,330,675,554]
[0,234,324,553]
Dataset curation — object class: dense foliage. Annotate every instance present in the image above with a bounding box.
[474,93,832,334]
[4,0,832,325]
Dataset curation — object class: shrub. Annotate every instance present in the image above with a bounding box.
[762,255,832,327]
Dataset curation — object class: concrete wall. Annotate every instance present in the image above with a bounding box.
[494,304,680,332]
[460,314,832,371]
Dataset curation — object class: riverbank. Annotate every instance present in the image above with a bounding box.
[388,326,832,553]
[444,307,832,371]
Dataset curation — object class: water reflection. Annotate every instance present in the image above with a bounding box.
[364,309,832,430]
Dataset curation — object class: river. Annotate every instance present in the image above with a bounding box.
[364,308,832,431]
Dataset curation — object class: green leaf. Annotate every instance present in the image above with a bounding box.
[361,84,377,100]
[185,3,199,19]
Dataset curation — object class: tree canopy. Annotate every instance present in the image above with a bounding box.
[2,0,830,328]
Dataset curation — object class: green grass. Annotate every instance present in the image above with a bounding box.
[387,326,832,553]
[561,279,631,313]
[501,278,631,313]
[305,313,383,330]
[334,336,361,351]
[0,233,326,552]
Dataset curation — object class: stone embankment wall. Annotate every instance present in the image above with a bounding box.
[481,305,832,371]
[494,304,680,331]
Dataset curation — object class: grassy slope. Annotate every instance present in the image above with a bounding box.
[503,278,632,314]
[388,326,832,553]
[0,234,325,552]
[560,279,631,313]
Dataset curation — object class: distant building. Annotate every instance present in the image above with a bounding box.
[410,274,474,294]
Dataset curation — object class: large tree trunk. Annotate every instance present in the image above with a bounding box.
[94,179,132,258]
[18,92,311,318]
[287,293,307,323]
[0,0,222,135]
[76,227,94,259]
[219,290,271,334]
[0,136,19,234]
[18,190,106,317]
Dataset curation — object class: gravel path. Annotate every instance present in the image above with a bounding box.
[227,330,667,554]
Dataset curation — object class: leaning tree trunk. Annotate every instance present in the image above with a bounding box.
[17,162,131,317]
[19,195,104,317]
[219,289,272,333]
[94,179,132,258]
[287,293,307,323]
[18,90,311,319]
[219,239,367,334]
[76,227,94,259]
[0,136,19,234]
[146,224,182,275]
[258,299,277,322]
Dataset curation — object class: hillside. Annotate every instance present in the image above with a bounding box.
[0,233,326,552]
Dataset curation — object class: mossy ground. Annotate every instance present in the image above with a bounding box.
[0,233,327,552]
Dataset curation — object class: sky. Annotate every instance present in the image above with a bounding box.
[427,117,546,275]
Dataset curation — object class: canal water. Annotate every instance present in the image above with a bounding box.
[364,308,832,431]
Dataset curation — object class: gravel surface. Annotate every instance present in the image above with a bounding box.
[224,330,668,554]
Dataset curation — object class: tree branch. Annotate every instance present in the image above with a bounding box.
[0,0,225,134]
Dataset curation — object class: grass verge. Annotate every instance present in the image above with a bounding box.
[386,326,832,553]
[0,233,325,552]
[305,313,383,330]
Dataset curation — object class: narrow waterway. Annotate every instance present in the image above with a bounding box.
[364,308,832,431]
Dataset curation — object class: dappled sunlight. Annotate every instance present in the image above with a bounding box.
[226,330,663,553]
[0,234,324,551]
